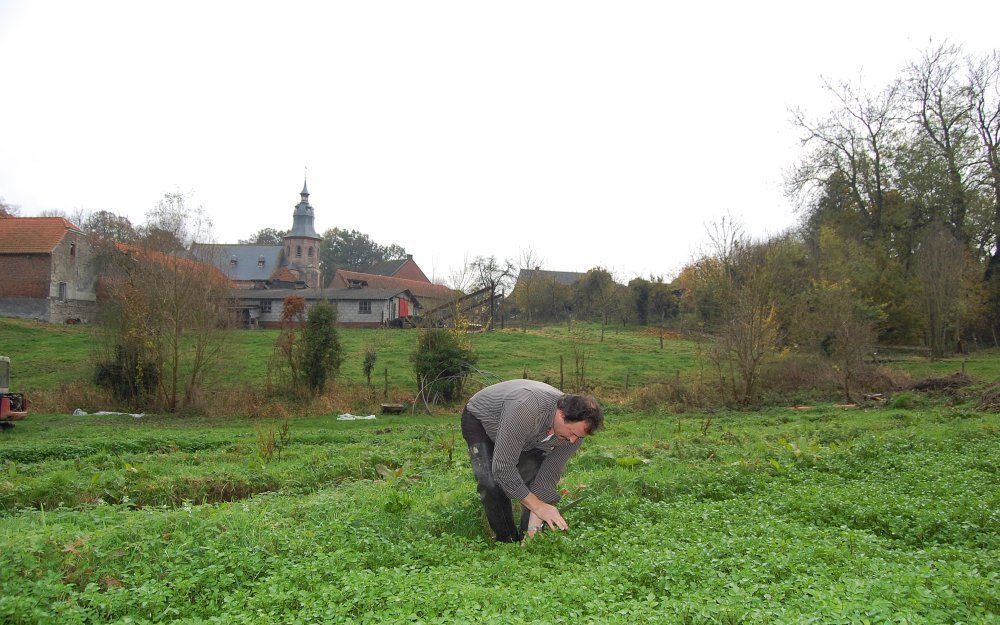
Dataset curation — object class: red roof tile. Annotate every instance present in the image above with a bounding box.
[329,269,457,300]
[0,217,81,254]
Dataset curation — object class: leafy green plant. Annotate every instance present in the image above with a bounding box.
[411,328,476,403]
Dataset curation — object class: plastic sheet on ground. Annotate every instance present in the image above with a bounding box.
[336,413,377,421]
[73,409,145,419]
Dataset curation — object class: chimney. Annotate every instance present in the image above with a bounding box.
[405,254,413,260]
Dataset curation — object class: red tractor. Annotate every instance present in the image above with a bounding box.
[1,356,28,430]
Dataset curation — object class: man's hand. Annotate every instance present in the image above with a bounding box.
[522,493,568,531]
[526,511,544,538]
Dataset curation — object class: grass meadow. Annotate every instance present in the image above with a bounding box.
[1,317,998,623]
[1,408,998,623]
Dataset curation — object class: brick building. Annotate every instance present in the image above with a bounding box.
[0,217,99,323]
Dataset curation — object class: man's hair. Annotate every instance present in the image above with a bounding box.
[557,394,603,434]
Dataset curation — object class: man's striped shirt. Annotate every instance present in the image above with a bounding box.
[465,379,582,503]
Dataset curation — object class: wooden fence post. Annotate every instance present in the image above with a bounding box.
[384,367,389,399]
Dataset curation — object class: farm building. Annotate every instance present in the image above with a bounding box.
[230,287,420,328]
[327,268,457,311]
[0,217,99,323]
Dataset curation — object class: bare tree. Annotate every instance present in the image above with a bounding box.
[0,197,18,218]
[915,224,966,357]
[699,218,780,404]
[447,253,475,293]
[905,41,977,243]
[100,246,234,411]
[514,246,544,324]
[470,255,515,330]
[790,77,902,238]
[968,50,1000,280]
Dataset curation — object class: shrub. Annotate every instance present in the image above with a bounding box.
[94,344,160,405]
[300,303,343,394]
[412,328,477,403]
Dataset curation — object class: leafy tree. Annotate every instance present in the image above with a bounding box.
[240,228,289,245]
[319,227,406,277]
[300,303,343,394]
[793,281,880,401]
[628,277,651,325]
[915,224,966,356]
[573,267,622,340]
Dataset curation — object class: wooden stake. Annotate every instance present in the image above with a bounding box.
[560,355,564,390]
[625,372,630,394]
[384,367,389,399]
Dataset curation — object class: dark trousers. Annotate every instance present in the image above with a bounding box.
[461,406,544,542]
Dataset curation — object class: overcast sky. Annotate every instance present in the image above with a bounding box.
[1,1,997,284]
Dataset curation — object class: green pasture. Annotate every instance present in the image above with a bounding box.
[1,407,998,623]
[1,317,993,399]
[0,318,698,394]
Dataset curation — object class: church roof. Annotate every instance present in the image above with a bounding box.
[191,243,284,282]
[0,217,81,254]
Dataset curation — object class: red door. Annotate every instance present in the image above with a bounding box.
[399,298,409,317]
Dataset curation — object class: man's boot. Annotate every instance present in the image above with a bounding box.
[468,442,521,542]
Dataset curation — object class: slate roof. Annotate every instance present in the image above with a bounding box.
[515,268,587,286]
[329,269,457,301]
[0,217,81,254]
[364,258,409,277]
[191,243,284,282]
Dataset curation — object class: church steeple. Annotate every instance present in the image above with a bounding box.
[282,178,322,288]
[287,178,320,239]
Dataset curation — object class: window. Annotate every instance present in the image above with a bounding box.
[70,243,76,258]
[257,255,265,268]
[259,300,272,314]
[296,245,302,258]
[308,246,314,257]
[230,255,238,267]
[58,282,67,301]
[358,300,372,315]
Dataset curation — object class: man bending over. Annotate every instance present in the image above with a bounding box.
[461,379,603,542]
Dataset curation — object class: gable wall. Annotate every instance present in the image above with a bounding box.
[393,259,429,283]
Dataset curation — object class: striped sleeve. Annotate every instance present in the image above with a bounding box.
[490,397,537,501]
[530,439,582,503]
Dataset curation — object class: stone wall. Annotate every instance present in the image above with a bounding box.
[0,298,49,322]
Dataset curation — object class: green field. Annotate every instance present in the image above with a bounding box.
[0,318,699,395]
[2,407,998,624]
[1,317,992,399]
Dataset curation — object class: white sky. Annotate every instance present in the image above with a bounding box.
[1,1,997,284]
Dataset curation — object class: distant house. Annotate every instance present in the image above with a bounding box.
[192,180,322,289]
[513,268,587,291]
[231,287,420,329]
[0,217,99,323]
